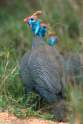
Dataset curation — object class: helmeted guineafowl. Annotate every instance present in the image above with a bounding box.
[20,36,65,103]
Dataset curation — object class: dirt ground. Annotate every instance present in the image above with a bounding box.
[0,112,69,124]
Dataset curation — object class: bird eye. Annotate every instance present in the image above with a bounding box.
[30,18,34,21]
[43,26,46,28]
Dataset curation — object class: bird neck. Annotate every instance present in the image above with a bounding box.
[32,36,45,48]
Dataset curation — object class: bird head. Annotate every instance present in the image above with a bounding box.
[24,15,38,27]
[24,11,42,26]
[41,22,48,28]
[48,32,58,47]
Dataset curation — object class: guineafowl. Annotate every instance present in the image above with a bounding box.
[20,35,65,103]
[20,12,66,103]
[63,52,82,85]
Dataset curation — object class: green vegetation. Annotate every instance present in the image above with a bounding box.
[0,0,83,122]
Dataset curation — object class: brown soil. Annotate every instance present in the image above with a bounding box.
[0,112,68,124]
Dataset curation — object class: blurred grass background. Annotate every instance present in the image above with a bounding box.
[0,0,83,122]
